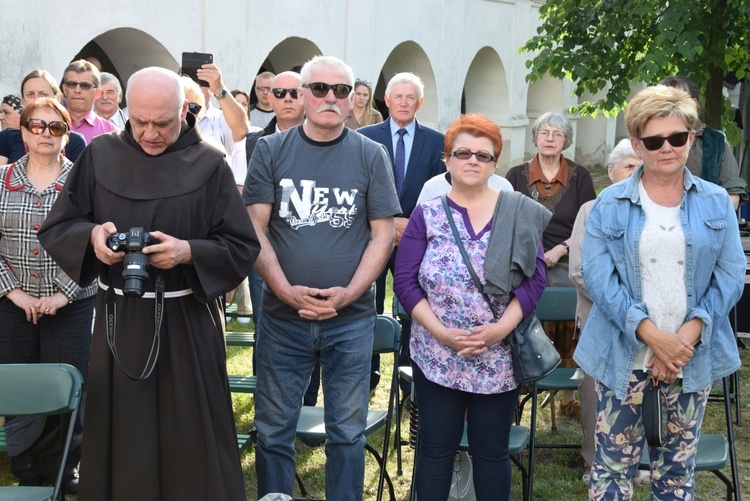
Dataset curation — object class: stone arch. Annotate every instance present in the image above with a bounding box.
[375,42,439,127]
[462,46,510,166]
[462,46,508,121]
[73,28,177,93]
[249,37,323,104]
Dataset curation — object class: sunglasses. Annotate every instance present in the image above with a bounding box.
[187,102,202,115]
[63,80,95,90]
[25,119,69,136]
[355,78,372,86]
[303,83,353,99]
[451,149,495,163]
[272,88,299,99]
[639,131,690,151]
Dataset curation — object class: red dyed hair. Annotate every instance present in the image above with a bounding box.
[20,98,71,132]
[444,114,503,161]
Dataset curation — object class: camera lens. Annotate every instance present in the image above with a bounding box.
[122,252,150,297]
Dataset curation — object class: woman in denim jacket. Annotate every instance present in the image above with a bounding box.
[574,85,746,500]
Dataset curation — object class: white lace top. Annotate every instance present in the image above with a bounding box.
[634,180,687,376]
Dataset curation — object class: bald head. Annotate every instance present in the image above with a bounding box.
[126,67,188,156]
[127,67,185,115]
[269,71,303,129]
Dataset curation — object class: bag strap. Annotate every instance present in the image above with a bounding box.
[441,194,499,319]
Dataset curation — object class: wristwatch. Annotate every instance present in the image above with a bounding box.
[216,88,229,100]
[561,241,569,253]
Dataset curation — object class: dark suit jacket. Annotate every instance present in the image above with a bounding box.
[358,119,445,217]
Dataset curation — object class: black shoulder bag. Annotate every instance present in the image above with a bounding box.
[441,194,560,384]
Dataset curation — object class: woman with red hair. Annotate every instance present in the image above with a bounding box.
[394,114,548,500]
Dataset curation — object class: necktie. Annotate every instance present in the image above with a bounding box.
[394,128,407,196]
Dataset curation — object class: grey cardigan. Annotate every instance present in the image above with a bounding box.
[483,191,551,302]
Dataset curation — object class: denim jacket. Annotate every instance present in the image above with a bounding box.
[573,166,745,400]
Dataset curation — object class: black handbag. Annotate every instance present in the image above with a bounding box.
[642,376,668,447]
[441,195,561,383]
[507,314,561,384]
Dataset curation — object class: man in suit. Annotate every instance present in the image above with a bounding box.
[359,72,445,389]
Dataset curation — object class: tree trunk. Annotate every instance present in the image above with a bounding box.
[704,64,724,129]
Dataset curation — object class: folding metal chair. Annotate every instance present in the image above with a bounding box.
[518,286,583,449]
[0,363,84,501]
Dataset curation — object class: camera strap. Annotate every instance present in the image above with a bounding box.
[106,275,165,381]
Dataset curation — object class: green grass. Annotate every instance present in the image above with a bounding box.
[3,316,749,500]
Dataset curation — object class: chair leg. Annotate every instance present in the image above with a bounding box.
[722,377,741,501]
[549,390,558,431]
[295,472,310,498]
[731,370,742,426]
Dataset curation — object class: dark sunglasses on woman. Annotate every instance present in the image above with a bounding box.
[302,83,353,99]
[187,102,202,115]
[639,131,690,151]
[272,88,299,99]
[25,119,69,136]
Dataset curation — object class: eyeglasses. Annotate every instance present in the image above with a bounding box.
[187,102,202,115]
[355,78,371,86]
[24,119,69,136]
[639,131,690,151]
[537,130,565,140]
[63,80,95,90]
[272,88,299,99]
[255,86,271,93]
[451,149,495,163]
[303,83,353,99]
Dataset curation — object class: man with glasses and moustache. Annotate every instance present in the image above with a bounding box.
[249,71,276,128]
[358,72,445,391]
[240,70,305,368]
[245,55,400,500]
[61,60,117,143]
[94,72,128,129]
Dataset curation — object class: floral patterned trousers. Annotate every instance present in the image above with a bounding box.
[589,371,710,500]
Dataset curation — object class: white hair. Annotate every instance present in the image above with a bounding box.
[299,56,354,87]
[385,72,425,100]
[126,67,184,115]
[100,72,122,94]
[607,138,638,168]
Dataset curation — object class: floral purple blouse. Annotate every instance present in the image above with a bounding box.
[394,196,546,394]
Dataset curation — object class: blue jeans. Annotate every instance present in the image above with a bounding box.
[254,312,375,501]
[412,363,520,501]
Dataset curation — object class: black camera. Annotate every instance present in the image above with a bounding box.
[107,227,154,297]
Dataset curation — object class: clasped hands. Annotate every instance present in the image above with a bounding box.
[6,289,68,324]
[91,222,191,270]
[280,285,355,321]
[646,329,695,384]
[441,322,509,357]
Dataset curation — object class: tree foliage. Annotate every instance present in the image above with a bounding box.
[522,0,750,142]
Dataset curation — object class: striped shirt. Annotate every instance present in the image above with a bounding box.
[0,155,96,300]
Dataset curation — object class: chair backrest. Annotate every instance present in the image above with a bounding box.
[373,315,401,355]
[391,296,410,322]
[535,287,577,323]
[0,363,83,416]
